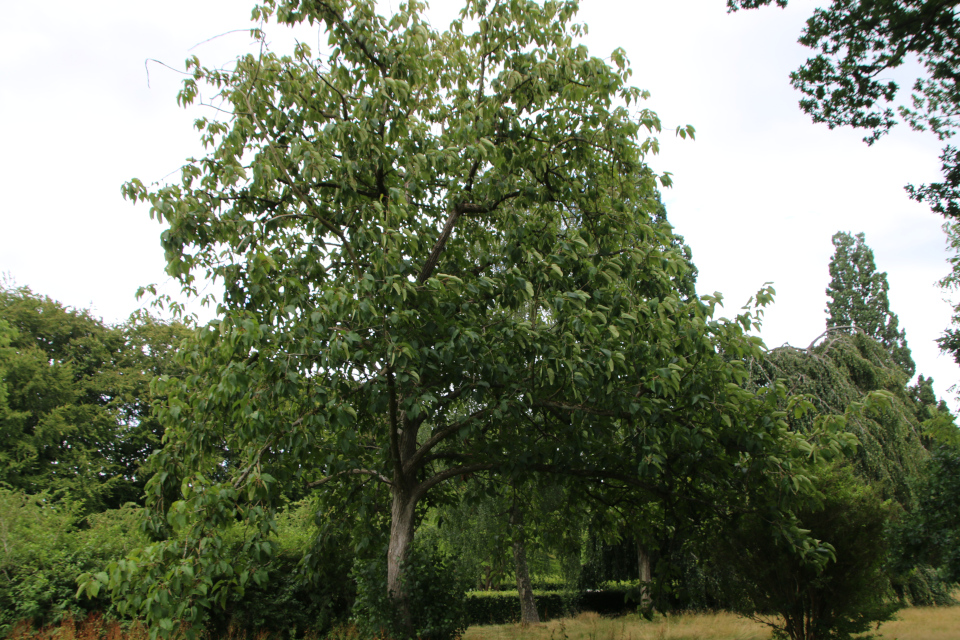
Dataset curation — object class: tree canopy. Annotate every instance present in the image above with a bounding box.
[727,0,960,218]
[0,284,190,512]
[88,0,855,636]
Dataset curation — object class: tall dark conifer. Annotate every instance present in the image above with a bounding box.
[826,231,915,377]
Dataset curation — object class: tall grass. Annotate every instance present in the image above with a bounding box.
[874,605,960,640]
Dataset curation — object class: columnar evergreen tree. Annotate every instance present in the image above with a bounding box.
[825,231,915,377]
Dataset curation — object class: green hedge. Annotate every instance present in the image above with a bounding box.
[577,590,632,616]
[465,591,567,625]
[465,589,635,625]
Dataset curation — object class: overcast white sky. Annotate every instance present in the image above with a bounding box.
[1,0,957,403]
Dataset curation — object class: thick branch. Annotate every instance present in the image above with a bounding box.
[306,468,392,488]
[417,208,462,284]
[404,406,490,474]
[387,365,402,475]
[417,191,521,284]
[412,463,495,502]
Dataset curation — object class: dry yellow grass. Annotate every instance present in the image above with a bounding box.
[462,611,772,640]
[463,606,960,640]
[873,605,960,640]
[5,606,959,640]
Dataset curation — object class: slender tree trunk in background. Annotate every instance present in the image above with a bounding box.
[510,502,540,624]
[637,541,652,609]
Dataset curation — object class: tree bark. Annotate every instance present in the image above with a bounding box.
[388,484,417,636]
[637,541,652,609]
[510,503,540,625]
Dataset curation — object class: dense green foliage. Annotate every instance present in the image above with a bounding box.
[351,539,471,640]
[89,0,854,636]
[825,231,914,377]
[757,332,925,506]
[3,3,957,639]
[0,285,190,512]
[718,464,899,640]
[892,442,960,587]
[0,488,148,634]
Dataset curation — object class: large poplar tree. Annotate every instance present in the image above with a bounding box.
[825,231,915,377]
[88,1,852,635]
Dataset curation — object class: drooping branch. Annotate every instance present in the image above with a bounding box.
[805,325,865,351]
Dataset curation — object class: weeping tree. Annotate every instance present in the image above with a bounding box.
[84,0,853,636]
[756,330,926,506]
[754,328,960,607]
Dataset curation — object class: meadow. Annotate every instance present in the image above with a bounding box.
[5,606,960,640]
[462,607,960,640]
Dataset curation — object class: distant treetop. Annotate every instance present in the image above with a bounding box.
[825,231,915,378]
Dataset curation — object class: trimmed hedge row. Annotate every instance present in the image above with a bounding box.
[464,590,635,625]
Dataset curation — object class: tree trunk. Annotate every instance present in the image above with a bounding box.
[388,485,417,636]
[510,504,540,625]
[637,541,652,610]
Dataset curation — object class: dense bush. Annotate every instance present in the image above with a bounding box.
[207,549,353,639]
[203,499,356,639]
[0,490,147,634]
[351,538,471,640]
[463,589,637,625]
[464,591,567,625]
[716,464,899,640]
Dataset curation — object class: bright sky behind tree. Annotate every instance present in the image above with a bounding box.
[1,0,955,402]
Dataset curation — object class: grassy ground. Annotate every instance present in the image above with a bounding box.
[462,606,960,640]
[873,605,960,640]
[5,607,960,640]
[463,611,772,640]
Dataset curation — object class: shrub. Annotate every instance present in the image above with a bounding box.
[716,463,899,640]
[0,490,147,634]
[464,591,567,626]
[351,539,471,640]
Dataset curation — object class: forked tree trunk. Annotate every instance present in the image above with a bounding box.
[510,504,540,625]
[388,485,417,636]
[637,541,652,609]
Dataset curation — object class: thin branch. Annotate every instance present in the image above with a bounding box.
[314,0,388,73]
